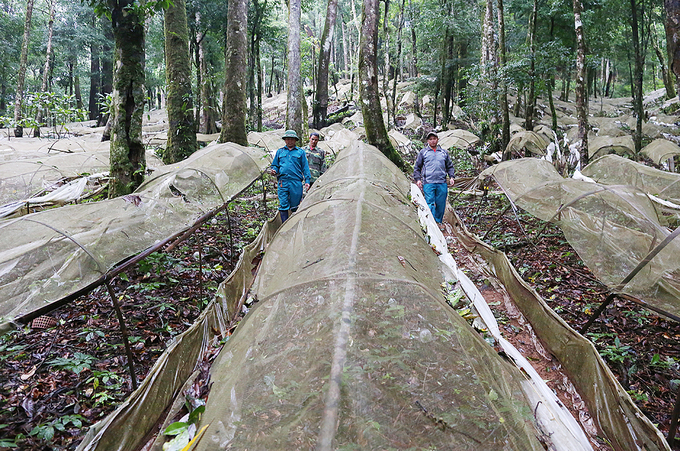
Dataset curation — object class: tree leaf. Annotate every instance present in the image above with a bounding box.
[163,421,188,436]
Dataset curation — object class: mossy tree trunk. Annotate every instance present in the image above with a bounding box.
[665,0,680,99]
[630,0,645,157]
[525,0,538,131]
[163,0,197,163]
[219,0,248,145]
[573,0,589,168]
[358,0,406,171]
[497,0,510,151]
[312,0,339,129]
[100,19,114,128]
[286,0,303,137]
[34,0,55,138]
[109,3,146,197]
[13,0,34,138]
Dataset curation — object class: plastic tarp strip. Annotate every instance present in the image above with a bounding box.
[75,215,281,451]
[444,207,670,451]
[412,185,592,451]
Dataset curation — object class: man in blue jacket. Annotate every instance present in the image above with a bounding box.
[269,130,311,222]
[413,131,455,226]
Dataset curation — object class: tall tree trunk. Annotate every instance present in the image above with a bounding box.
[349,0,362,102]
[441,34,453,125]
[456,41,469,107]
[525,0,538,131]
[13,0,34,137]
[220,0,248,145]
[34,0,55,138]
[665,0,680,98]
[497,0,510,152]
[1,83,6,113]
[410,0,420,116]
[653,26,676,100]
[342,21,349,77]
[197,27,217,133]
[249,0,264,131]
[286,0,304,136]
[268,53,275,97]
[313,0,339,128]
[358,0,406,171]
[573,0,589,168]
[481,0,496,73]
[109,2,146,197]
[381,0,392,127]
[257,39,263,131]
[164,0,197,163]
[74,68,83,109]
[89,41,101,120]
[390,0,405,123]
[100,18,114,128]
[630,0,645,156]
[194,14,202,132]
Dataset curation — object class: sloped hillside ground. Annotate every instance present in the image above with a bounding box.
[449,183,680,446]
[2,82,680,449]
[0,181,275,450]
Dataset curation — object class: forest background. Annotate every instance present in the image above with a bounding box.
[1,0,679,178]
[2,0,680,448]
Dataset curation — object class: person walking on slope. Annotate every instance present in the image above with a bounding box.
[303,132,327,185]
[413,131,455,225]
[269,129,311,222]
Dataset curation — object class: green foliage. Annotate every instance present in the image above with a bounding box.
[78,328,107,342]
[0,424,18,448]
[162,402,205,451]
[138,252,180,275]
[29,415,86,443]
[650,354,677,370]
[598,337,632,364]
[25,92,87,135]
[47,352,96,374]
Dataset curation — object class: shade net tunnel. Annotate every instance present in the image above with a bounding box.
[176,142,566,450]
[0,141,270,332]
[73,139,673,451]
[480,157,680,319]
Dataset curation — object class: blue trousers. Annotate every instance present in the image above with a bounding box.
[278,179,303,211]
[423,183,448,223]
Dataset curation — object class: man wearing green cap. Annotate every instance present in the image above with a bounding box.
[269,130,311,222]
[303,132,327,185]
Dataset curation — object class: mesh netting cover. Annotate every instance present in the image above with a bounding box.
[0,142,270,331]
[481,158,680,318]
[191,142,547,450]
[642,139,680,165]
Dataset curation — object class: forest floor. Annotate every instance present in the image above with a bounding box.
[448,155,680,449]
[0,181,275,450]
[2,127,680,450]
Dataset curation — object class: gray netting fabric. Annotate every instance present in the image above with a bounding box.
[0,142,270,331]
[505,131,549,157]
[481,158,680,317]
[193,142,545,450]
[582,154,680,204]
[0,150,109,205]
[581,154,680,229]
[642,138,680,164]
[588,135,634,159]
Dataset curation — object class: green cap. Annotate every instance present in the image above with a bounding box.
[282,129,299,140]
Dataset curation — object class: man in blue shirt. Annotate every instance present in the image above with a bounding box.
[269,130,311,222]
[413,131,455,226]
